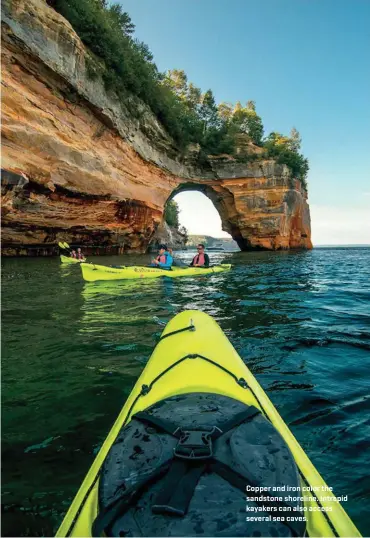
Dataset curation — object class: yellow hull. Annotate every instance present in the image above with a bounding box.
[80,263,231,281]
[60,255,86,264]
[56,311,360,537]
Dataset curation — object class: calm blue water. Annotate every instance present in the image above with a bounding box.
[2,248,370,536]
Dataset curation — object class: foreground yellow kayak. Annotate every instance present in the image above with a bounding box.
[60,255,86,264]
[57,311,360,537]
[80,262,231,282]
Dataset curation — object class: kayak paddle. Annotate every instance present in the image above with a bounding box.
[58,241,69,251]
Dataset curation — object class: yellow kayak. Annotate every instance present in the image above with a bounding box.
[57,311,360,537]
[80,263,231,282]
[60,255,86,264]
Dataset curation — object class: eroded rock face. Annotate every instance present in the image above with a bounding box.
[149,221,187,253]
[1,0,312,255]
[169,172,312,251]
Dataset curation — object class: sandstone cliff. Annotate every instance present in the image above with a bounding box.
[1,0,312,255]
[149,221,187,253]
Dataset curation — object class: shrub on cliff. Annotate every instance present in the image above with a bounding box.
[264,130,309,188]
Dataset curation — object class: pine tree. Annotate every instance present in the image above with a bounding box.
[289,127,301,151]
[108,4,135,35]
[186,83,202,110]
[199,90,220,132]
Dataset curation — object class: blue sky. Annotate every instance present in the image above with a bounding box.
[119,0,370,244]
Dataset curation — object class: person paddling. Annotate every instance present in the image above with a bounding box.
[77,248,86,261]
[70,250,77,259]
[190,244,210,268]
[150,244,173,270]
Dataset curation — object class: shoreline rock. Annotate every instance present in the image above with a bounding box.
[1,0,312,256]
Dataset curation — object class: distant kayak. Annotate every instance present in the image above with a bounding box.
[56,310,360,537]
[80,263,231,282]
[60,255,86,264]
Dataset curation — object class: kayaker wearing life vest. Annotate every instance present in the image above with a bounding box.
[150,244,173,270]
[77,248,86,261]
[70,250,77,259]
[190,243,210,268]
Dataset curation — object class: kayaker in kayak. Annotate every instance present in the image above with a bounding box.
[70,250,77,259]
[150,244,173,270]
[168,248,188,267]
[190,243,210,268]
[77,248,86,261]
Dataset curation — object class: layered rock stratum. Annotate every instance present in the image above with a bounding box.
[1,0,312,255]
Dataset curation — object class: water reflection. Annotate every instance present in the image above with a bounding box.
[1,248,370,536]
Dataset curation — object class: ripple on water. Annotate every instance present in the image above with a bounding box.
[1,248,370,536]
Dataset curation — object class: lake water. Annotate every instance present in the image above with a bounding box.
[2,247,370,536]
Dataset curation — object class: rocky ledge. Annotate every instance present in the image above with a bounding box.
[1,0,312,255]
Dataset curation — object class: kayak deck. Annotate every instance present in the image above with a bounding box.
[60,255,86,264]
[80,262,231,281]
[56,311,360,537]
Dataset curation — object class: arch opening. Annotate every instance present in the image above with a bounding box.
[163,182,241,251]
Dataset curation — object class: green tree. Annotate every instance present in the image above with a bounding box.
[186,83,202,110]
[264,132,309,186]
[107,4,135,35]
[246,100,256,111]
[164,200,180,228]
[241,110,264,145]
[230,103,264,145]
[218,102,233,122]
[289,127,302,152]
[234,101,243,113]
[199,90,220,132]
[163,69,188,99]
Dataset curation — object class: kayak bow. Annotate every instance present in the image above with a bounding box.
[56,311,360,537]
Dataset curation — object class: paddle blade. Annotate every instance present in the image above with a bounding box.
[63,242,70,249]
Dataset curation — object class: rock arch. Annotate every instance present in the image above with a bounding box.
[167,181,244,247]
[166,162,312,251]
[1,0,312,255]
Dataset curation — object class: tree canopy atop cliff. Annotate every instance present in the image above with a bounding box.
[50,0,309,187]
